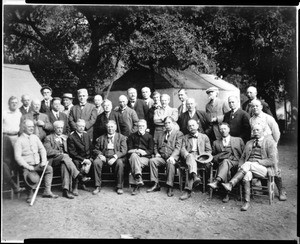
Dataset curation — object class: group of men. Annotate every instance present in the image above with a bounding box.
[2,84,287,211]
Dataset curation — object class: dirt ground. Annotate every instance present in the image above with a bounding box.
[1,136,298,241]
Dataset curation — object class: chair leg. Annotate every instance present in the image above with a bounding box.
[16,171,20,199]
[202,170,205,193]
[209,167,213,199]
[178,168,184,192]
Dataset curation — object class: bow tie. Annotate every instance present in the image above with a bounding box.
[80,103,85,107]
[190,134,198,139]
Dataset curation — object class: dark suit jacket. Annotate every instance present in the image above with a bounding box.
[93,133,127,160]
[43,133,68,164]
[19,106,33,115]
[127,131,154,158]
[47,111,70,135]
[181,133,212,158]
[40,99,52,114]
[223,108,251,143]
[69,103,98,140]
[67,131,93,163]
[128,99,149,120]
[115,107,139,137]
[178,110,212,136]
[154,130,184,161]
[242,99,273,117]
[212,136,245,163]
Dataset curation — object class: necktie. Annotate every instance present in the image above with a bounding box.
[165,132,170,142]
[108,136,113,143]
[253,139,259,148]
[223,138,227,146]
[56,113,59,120]
[33,112,39,120]
[231,110,235,119]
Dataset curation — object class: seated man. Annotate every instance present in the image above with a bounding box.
[148,116,183,197]
[92,120,127,195]
[180,119,212,200]
[67,119,94,195]
[44,120,91,199]
[207,122,245,203]
[222,124,277,211]
[14,119,58,203]
[127,119,154,195]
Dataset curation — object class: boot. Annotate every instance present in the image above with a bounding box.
[274,176,287,201]
[222,170,245,192]
[241,180,251,211]
[146,182,161,193]
[42,172,59,198]
[192,173,202,189]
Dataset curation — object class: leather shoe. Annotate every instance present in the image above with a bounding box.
[146,183,161,193]
[72,189,79,196]
[92,187,101,195]
[62,190,74,199]
[192,177,202,189]
[167,187,174,197]
[77,173,91,184]
[135,175,144,186]
[117,189,124,195]
[241,201,250,211]
[222,194,229,203]
[179,191,191,200]
[222,182,233,192]
[131,186,139,195]
[279,191,287,201]
[42,192,59,198]
[207,181,219,190]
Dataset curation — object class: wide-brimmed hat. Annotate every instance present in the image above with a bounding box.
[23,170,40,189]
[40,86,53,94]
[205,86,219,94]
[196,152,213,164]
[62,93,75,99]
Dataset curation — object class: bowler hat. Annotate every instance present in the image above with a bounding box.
[206,86,219,94]
[23,170,40,189]
[196,152,213,164]
[40,86,52,94]
[62,93,75,99]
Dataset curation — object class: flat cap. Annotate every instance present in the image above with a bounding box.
[206,86,219,94]
[40,86,52,94]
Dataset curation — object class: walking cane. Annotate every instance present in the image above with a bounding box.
[30,161,49,206]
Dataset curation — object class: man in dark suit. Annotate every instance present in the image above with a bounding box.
[127,87,149,120]
[92,120,127,195]
[242,86,273,117]
[178,97,212,137]
[148,116,184,197]
[47,97,69,135]
[208,122,245,203]
[177,88,188,116]
[222,124,277,211]
[67,119,94,195]
[93,99,120,143]
[40,86,53,114]
[20,99,53,142]
[69,88,98,141]
[180,119,212,200]
[147,91,161,136]
[223,95,251,143]
[44,120,91,199]
[19,94,33,115]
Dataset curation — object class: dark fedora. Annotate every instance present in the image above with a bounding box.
[40,86,53,94]
[23,170,40,189]
[196,152,213,164]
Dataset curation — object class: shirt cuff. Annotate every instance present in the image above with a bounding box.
[113,154,118,159]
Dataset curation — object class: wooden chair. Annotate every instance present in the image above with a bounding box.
[179,164,207,193]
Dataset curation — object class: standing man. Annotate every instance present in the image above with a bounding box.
[177,88,188,116]
[141,87,154,109]
[115,95,139,137]
[94,94,104,116]
[205,86,229,141]
[92,120,127,195]
[47,97,69,135]
[44,121,91,199]
[127,87,149,120]
[147,91,162,136]
[14,119,59,203]
[127,119,154,195]
[207,122,245,203]
[178,97,212,137]
[69,88,98,142]
[223,95,251,143]
[61,93,74,118]
[21,99,53,142]
[242,86,273,117]
[222,124,277,211]
[179,119,212,200]
[19,94,33,115]
[40,86,53,114]
[67,119,94,195]
[148,116,183,197]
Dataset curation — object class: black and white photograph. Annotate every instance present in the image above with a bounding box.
[1,1,298,241]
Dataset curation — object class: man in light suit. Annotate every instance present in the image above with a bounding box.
[92,120,127,195]
[223,95,251,143]
[208,122,245,202]
[180,119,212,200]
[47,97,69,135]
[127,87,149,120]
[19,94,33,115]
[67,119,94,195]
[148,116,184,197]
[40,86,53,114]
[20,99,53,142]
[44,121,91,199]
[222,124,277,211]
[69,88,98,141]
[177,88,188,116]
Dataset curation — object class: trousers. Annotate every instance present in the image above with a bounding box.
[240,161,268,181]
[216,159,238,182]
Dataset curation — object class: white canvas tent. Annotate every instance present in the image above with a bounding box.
[2,64,43,111]
[104,66,240,110]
